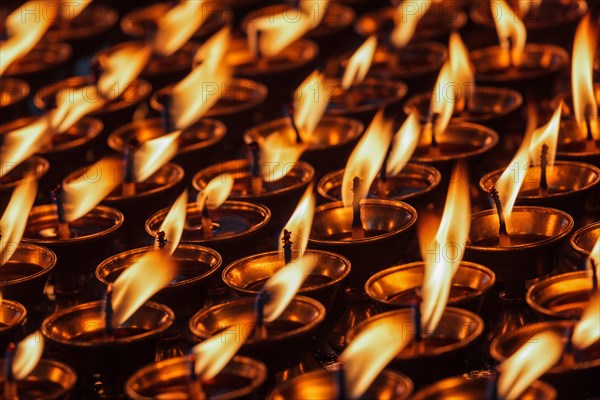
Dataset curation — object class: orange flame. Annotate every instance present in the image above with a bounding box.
[391,0,434,48]
[342,36,377,90]
[497,330,563,399]
[153,0,208,57]
[342,110,393,207]
[0,179,37,265]
[49,87,106,134]
[339,317,413,399]
[293,70,329,141]
[587,237,600,276]
[171,28,232,130]
[572,291,600,350]
[262,255,316,322]
[0,1,57,76]
[491,0,527,67]
[133,131,181,183]
[247,0,329,57]
[97,43,152,101]
[572,13,598,139]
[257,134,306,183]
[62,157,122,222]
[111,250,175,325]
[0,117,52,178]
[419,162,470,332]
[156,191,188,255]
[386,110,421,176]
[197,174,234,211]
[449,32,474,113]
[62,0,93,20]
[424,62,455,145]
[279,185,315,260]
[12,331,44,380]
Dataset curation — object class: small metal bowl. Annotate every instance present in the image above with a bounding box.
[0,358,77,400]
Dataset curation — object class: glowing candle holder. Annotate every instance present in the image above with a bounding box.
[556,118,600,167]
[365,261,495,314]
[562,222,600,271]
[346,307,484,389]
[491,320,600,399]
[413,375,556,400]
[22,205,124,296]
[0,359,77,400]
[267,369,414,400]
[0,78,29,123]
[96,244,222,319]
[125,355,267,400]
[0,300,26,350]
[0,243,56,309]
[0,156,48,215]
[223,250,351,311]
[42,300,174,397]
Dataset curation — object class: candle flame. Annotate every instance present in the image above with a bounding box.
[422,62,454,146]
[339,317,413,399]
[572,291,600,349]
[97,43,152,101]
[587,237,600,275]
[153,0,208,57]
[0,1,56,76]
[257,134,306,183]
[156,191,188,255]
[111,250,175,325]
[293,70,330,141]
[342,110,393,207]
[497,330,563,399]
[0,179,37,266]
[49,87,107,134]
[247,0,328,57]
[342,36,377,90]
[491,0,527,67]
[62,157,123,222]
[419,162,470,332]
[262,255,316,322]
[449,32,474,113]
[572,13,599,139]
[279,185,315,260]
[134,131,181,183]
[197,174,234,211]
[62,0,94,20]
[12,331,44,380]
[386,110,421,176]
[391,0,436,48]
[171,27,232,130]
[0,118,51,178]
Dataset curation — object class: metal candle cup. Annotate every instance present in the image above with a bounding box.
[346,307,484,389]
[0,300,26,350]
[189,296,326,379]
[0,359,77,400]
[22,205,124,296]
[223,250,351,311]
[365,261,495,314]
[125,355,267,400]
[267,368,414,400]
[412,375,556,400]
[0,243,56,309]
[244,116,364,177]
[0,77,29,123]
[97,244,222,319]
[192,159,314,229]
[562,222,600,271]
[0,156,49,215]
[42,300,174,397]
[490,321,600,399]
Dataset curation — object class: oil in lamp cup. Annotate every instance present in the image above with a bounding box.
[412,375,556,400]
[96,244,222,319]
[151,79,268,153]
[34,76,153,142]
[490,320,600,399]
[22,205,124,296]
[244,116,364,177]
[0,300,26,350]
[222,250,351,311]
[365,261,496,314]
[42,300,175,397]
[316,163,442,209]
[108,118,227,180]
[562,221,600,272]
[0,359,77,400]
[145,201,271,268]
[346,307,484,389]
[189,296,326,379]
[0,243,56,310]
[526,271,594,321]
[125,355,267,400]
[267,368,414,400]
[0,78,29,123]
[556,118,600,167]
[0,156,49,215]
[192,159,314,229]
[479,161,600,220]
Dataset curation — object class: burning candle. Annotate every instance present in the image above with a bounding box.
[0,156,47,215]
[565,221,600,270]
[0,294,26,351]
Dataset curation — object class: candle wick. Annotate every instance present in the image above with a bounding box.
[485,369,500,400]
[50,184,71,239]
[254,290,270,339]
[103,284,115,340]
[413,289,423,343]
[201,201,213,240]
[285,103,303,144]
[91,55,106,84]
[589,258,598,294]
[539,143,549,197]
[351,176,365,240]
[378,143,392,198]
[160,93,174,133]
[3,343,17,400]
[187,352,206,400]
[506,36,515,69]
[334,362,347,400]
[248,141,263,195]
[254,29,268,70]
[563,325,576,368]
[122,137,140,197]
[489,186,512,246]
[156,231,167,249]
[583,104,598,152]
[282,229,293,264]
